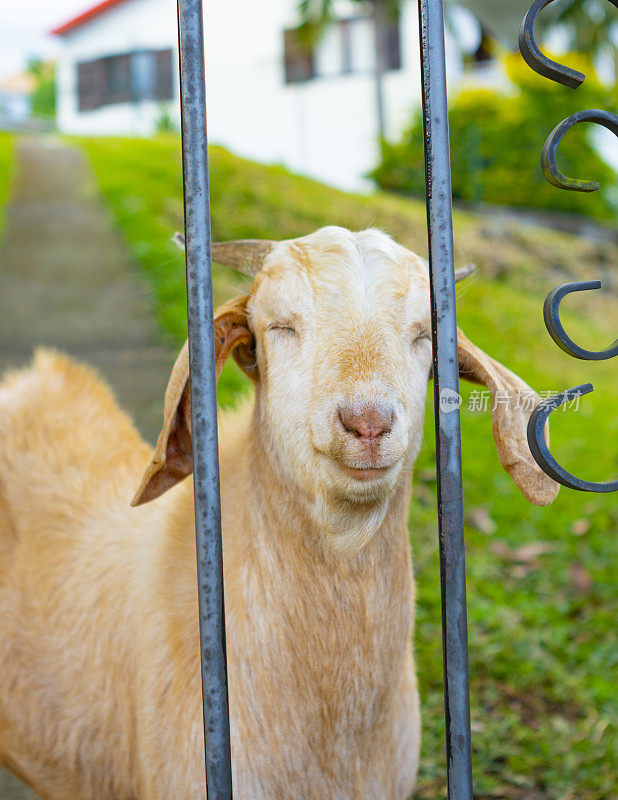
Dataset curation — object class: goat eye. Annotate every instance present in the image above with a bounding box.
[413,333,431,346]
[267,323,296,335]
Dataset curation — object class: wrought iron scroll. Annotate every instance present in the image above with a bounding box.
[418,2,474,799]
[520,0,618,88]
[519,0,618,494]
[542,110,618,191]
[177,0,234,798]
[528,384,618,492]
[544,281,618,360]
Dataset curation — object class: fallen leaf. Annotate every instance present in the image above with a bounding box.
[490,541,511,559]
[490,541,553,577]
[512,542,553,563]
[571,519,590,536]
[570,561,593,595]
[512,565,534,579]
[467,507,497,534]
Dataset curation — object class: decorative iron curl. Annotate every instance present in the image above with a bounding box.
[519,0,617,494]
[544,281,618,360]
[527,384,618,493]
[542,109,618,192]
[519,0,618,88]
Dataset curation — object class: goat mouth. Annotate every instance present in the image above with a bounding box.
[339,463,396,481]
[314,448,400,482]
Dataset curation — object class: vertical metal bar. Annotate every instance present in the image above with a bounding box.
[417,1,474,799]
[177,1,233,798]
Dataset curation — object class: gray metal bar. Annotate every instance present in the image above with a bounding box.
[417,1,474,799]
[177,1,233,798]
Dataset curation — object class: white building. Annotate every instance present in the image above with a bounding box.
[0,72,34,128]
[53,0,507,188]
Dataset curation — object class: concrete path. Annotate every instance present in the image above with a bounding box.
[0,136,175,443]
[0,136,176,800]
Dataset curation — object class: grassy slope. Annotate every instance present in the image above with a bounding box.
[81,135,617,800]
[0,133,13,234]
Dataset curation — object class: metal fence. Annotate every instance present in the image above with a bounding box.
[175,0,616,798]
[521,0,618,495]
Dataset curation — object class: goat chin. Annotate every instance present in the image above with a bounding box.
[313,492,392,557]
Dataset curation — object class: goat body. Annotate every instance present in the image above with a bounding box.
[0,227,557,800]
[0,351,419,800]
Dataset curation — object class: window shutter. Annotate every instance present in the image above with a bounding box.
[105,54,132,104]
[155,50,174,101]
[384,18,402,71]
[77,59,109,111]
[283,29,314,84]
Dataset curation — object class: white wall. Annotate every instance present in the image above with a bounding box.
[57,0,467,188]
[203,0,465,189]
[57,0,180,136]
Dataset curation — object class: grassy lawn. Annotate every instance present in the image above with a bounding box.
[0,133,14,234]
[80,135,617,800]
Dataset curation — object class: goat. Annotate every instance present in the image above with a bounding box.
[0,227,559,800]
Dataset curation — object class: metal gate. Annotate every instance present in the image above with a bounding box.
[175,0,616,798]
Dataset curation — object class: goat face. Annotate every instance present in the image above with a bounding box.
[247,228,431,549]
[133,226,559,549]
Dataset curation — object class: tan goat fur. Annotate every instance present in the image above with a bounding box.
[0,227,558,800]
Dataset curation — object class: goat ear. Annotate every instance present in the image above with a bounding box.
[132,296,254,506]
[457,328,560,506]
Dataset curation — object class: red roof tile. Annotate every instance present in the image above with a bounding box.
[52,0,131,36]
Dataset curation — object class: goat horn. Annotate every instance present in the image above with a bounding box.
[173,233,475,283]
[172,232,275,277]
[455,263,476,283]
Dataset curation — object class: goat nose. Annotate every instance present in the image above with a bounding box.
[338,404,394,441]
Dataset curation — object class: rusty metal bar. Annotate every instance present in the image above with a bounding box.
[417,1,474,798]
[177,0,233,798]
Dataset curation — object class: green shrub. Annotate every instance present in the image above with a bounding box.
[371,54,617,219]
[28,59,56,121]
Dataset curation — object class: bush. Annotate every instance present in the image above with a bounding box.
[371,54,617,220]
[28,59,56,121]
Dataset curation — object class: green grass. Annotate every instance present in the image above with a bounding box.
[80,135,617,800]
[0,133,14,235]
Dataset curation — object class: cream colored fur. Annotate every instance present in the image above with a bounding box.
[0,227,558,800]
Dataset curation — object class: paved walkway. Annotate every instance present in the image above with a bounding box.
[0,136,176,800]
[0,136,175,443]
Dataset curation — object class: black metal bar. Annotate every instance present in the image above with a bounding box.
[417,2,473,799]
[177,1,233,798]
